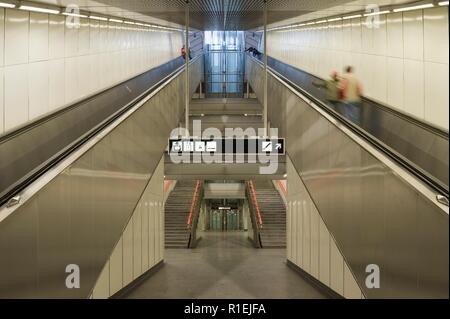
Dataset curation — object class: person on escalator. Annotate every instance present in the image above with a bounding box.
[245,47,262,58]
[312,70,341,104]
[181,45,192,61]
[339,66,363,106]
[339,66,363,125]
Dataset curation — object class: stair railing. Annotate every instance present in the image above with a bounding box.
[187,180,204,248]
[246,180,263,248]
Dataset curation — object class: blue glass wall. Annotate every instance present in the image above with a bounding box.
[204,31,245,98]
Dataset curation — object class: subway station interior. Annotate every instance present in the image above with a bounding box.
[0,0,448,300]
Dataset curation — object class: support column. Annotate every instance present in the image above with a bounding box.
[263,0,268,137]
[185,1,190,135]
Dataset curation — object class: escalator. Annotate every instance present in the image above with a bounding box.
[246,54,448,298]
[0,55,204,298]
[250,54,449,197]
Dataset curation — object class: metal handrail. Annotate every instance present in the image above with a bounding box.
[248,180,263,227]
[245,181,263,248]
[187,180,204,248]
[187,180,202,227]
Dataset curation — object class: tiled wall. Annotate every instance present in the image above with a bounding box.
[92,157,165,299]
[268,7,449,130]
[286,157,363,299]
[0,8,183,134]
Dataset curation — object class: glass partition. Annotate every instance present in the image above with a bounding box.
[204,31,245,98]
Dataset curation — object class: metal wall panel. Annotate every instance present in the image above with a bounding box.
[247,57,449,298]
[0,58,203,298]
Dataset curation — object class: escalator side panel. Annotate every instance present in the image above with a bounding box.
[247,57,449,298]
[0,57,203,298]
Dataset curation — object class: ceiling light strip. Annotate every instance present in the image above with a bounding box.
[62,12,88,18]
[393,3,434,12]
[19,5,60,14]
[89,15,108,21]
[0,2,15,8]
[363,10,390,17]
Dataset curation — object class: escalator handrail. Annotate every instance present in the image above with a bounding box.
[248,180,263,227]
[247,54,449,198]
[187,180,202,228]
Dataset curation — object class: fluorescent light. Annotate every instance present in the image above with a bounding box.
[124,21,135,25]
[439,1,449,5]
[364,10,390,16]
[393,3,434,12]
[343,14,362,20]
[327,17,342,22]
[109,18,123,23]
[62,12,88,18]
[0,2,15,8]
[315,20,327,24]
[20,5,60,14]
[89,15,108,21]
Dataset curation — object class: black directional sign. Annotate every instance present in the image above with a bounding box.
[169,138,285,155]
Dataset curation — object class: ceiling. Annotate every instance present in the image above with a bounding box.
[32,0,418,30]
[33,0,356,30]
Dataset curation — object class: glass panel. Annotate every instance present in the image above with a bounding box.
[204,31,245,98]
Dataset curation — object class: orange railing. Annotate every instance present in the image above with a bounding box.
[248,180,263,226]
[276,180,287,197]
[187,180,202,227]
[164,180,173,193]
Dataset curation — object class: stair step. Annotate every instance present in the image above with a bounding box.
[252,182,287,248]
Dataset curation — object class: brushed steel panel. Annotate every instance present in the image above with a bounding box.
[246,57,449,298]
[416,198,449,298]
[0,201,38,298]
[36,173,73,298]
[0,57,203,298]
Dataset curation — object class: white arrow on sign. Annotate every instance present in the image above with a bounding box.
[276,143,282,150]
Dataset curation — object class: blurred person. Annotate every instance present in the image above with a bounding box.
[339,66,363,106]
[245,47,262,58]
[181,45,192,60]
[312,70,341,104]
[339,66,363,125]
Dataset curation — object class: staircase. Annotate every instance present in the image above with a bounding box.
[252,181,286,248]
[165,180,198,248]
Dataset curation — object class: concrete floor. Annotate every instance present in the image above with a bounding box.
[124,231,328,299]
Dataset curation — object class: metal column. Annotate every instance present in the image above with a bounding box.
[185,1,190,135]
